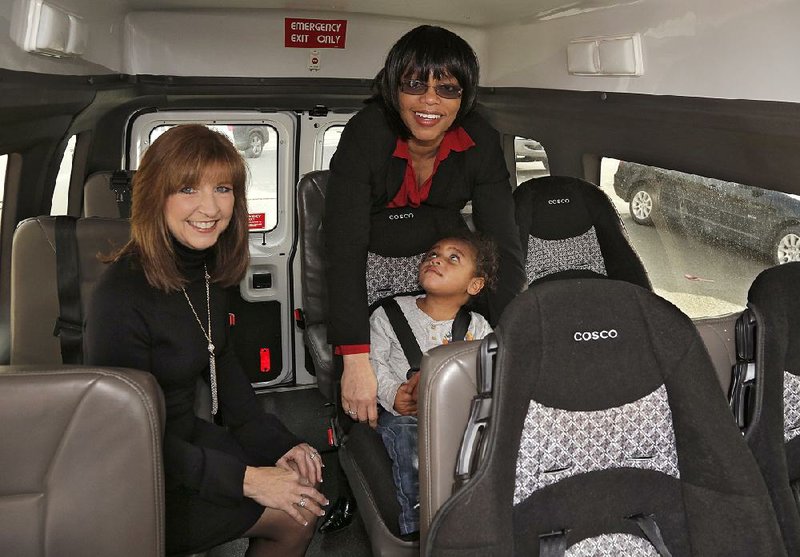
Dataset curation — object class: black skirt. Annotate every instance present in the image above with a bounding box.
[164,419,286,555]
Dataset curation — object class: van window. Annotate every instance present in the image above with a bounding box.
[149,124,279,232]
[51,135,76,215]
[0,154,7,222]
[318,125,344,170]
[600,157,800,318]
[515,136,549,186]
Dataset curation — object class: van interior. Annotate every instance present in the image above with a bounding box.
[1,0,800,555]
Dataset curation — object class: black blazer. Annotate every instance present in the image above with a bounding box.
[324,101,524,346]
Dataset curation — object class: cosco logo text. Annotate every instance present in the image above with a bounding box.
[389,213,414,220]
[548,198,570,205]
[573,329,618,341]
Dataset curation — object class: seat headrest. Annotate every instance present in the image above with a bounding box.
[748,261,800,370]
[514,175,600,240]
[497,277,696,410]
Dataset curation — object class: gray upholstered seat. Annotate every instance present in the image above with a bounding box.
[83,171,122,218]
[0,365,165,556]
[10,216,130,364]
[297,170,419,556]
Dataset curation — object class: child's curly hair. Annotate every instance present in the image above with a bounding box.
[451,230,500,292]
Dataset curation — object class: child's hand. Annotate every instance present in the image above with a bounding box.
[405,371,421,404]
[393,373,420,415]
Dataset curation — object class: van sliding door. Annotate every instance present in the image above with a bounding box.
[129,111,297,388]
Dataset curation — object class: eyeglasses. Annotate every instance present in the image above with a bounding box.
[399,79,463,99]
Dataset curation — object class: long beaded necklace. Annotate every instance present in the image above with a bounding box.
[181,263,218,415]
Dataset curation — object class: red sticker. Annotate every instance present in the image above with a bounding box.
[285,18,347,49]
[248,213,265,229]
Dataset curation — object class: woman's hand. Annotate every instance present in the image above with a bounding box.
[276,443,324,486]
[243,465,329,526]
[341,353,378,428]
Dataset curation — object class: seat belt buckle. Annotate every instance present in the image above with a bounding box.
[53,317,82,337]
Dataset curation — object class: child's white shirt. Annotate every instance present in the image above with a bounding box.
[370,295,493,415]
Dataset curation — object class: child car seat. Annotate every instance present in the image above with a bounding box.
[427,277,784,555]
[736,262,800,554]
[514,175,650,288]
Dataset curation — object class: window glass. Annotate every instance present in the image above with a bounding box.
[0,153,7,221]
[319,125,343,170]
[515,136,549,186]
[51,135,76,215]
[600,158,800,318]
[149,124,279,232]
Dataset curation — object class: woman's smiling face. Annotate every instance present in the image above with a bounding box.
[398,72,462,146]
[164,164,235,251]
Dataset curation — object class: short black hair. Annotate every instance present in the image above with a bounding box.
[371,25,480,139]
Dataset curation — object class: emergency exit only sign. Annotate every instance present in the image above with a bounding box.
[285,18,347,49]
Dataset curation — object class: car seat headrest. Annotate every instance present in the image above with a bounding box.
[515,175,597,240]
[498,277,694,410]
[748,261,800,372]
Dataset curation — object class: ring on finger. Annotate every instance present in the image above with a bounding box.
[308,452,318,460]
[299,496,307,508]
[346,409,357,416]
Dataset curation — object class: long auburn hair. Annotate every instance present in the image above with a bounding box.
[110,124,249,291]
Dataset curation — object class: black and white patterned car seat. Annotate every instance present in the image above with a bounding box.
[737,262,800,555]
[514,176,650,288]
[426,277,785,556]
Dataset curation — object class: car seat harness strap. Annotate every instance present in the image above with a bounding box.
[537,515,671,556]
[378,297,470,378]
[53,216,84,364]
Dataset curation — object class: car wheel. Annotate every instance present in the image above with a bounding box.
[245,131,264,158]
[774,225,800,264]
[629,187,656,226]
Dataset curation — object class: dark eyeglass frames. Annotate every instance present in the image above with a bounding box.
[399,79,463,99]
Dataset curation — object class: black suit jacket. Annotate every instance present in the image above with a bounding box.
[324,101,524,346]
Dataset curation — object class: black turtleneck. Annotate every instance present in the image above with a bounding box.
[85,243,299,509]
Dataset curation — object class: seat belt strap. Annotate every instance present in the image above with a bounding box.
[381,298,473,377]
[628,514,673,557]
[110,170,134,218]
[381,298,423,373]
[536,516,671,557]
[538,530,567,557]
[451,306,471,342]
[53,216,84,364]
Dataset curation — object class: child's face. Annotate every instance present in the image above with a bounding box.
[418,238,485,298]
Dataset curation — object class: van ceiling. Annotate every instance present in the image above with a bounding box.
[117,0,637,26]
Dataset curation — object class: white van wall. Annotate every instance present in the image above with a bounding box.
[486,0,800,103]
[123,10,485,80]
[0,0,122,74]
[2,0,799,105]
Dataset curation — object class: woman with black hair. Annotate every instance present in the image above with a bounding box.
[324,25,525,428]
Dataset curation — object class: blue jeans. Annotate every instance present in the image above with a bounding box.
[377,411,419,535]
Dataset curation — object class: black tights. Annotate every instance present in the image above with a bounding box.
[242,505,317,557]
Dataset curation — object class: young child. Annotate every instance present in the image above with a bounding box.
[371,232,498,538]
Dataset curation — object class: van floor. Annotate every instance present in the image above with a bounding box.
[207,385,373,556]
